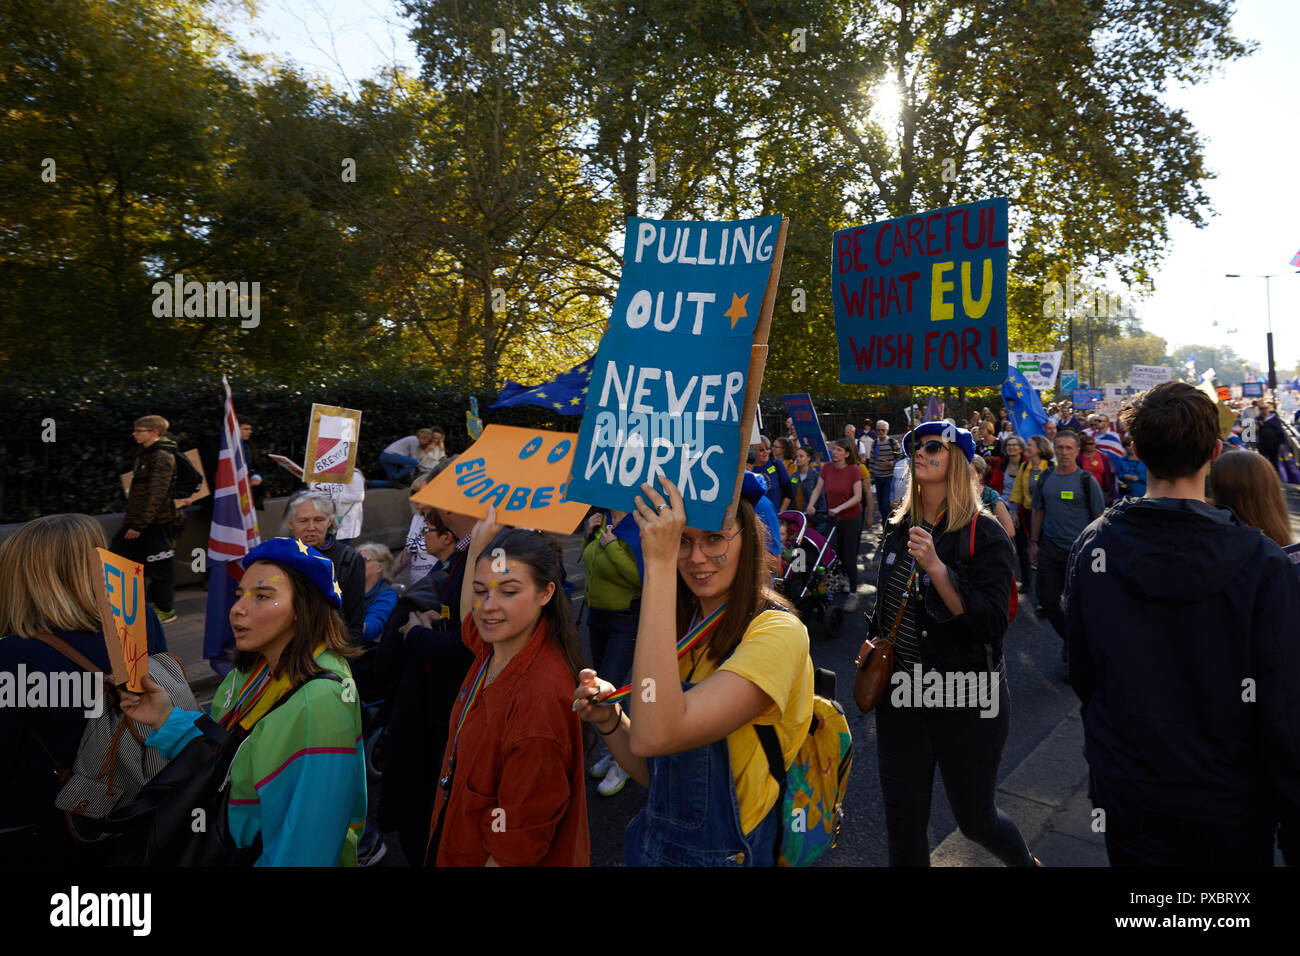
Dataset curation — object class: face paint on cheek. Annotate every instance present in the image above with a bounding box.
[928,459,939,467]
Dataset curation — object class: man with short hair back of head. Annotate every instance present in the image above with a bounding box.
[1065,382,1300,866]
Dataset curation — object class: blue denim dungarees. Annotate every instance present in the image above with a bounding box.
[624,676,782,867]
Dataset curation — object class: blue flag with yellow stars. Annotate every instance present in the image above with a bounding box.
[488,357,594,415]
[1001,365,1048,440]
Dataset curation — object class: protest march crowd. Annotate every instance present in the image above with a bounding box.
[3,376,1298,869]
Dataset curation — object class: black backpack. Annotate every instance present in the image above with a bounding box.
[168,449,203,500]
[98,671,342,866]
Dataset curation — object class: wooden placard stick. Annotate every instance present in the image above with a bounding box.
[726,215,789,529]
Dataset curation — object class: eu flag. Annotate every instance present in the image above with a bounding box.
[1001,366,1048,440]
[488,357,594,414]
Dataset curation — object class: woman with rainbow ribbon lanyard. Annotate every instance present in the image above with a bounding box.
[121,537,367,866]
[574,475,814,866]
[425,517,590,866]
[870,422,1036,867]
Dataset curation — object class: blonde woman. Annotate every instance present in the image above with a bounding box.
[0,515,170,862]
[868,423,1036,867]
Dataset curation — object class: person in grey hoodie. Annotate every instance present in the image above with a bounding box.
[1065,382,1300,866]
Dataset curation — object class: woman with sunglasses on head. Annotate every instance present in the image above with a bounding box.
[870,423,1037,867]
[573,477,814,866]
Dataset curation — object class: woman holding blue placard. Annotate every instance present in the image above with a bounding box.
[573,476,814,867]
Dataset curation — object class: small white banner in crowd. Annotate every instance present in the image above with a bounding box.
[1009,351,1063,390]
[1130,365,1173,391]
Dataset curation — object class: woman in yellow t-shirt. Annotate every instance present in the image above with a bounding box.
[574,476,814,866]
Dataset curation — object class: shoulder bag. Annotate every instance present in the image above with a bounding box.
[98,670,342,866]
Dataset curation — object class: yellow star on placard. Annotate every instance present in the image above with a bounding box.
[724,292,749,329]
[333,581,342,598]
[296,539,309,554]
[569,396,581,406]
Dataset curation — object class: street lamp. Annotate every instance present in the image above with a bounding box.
[1224,272,1291,393]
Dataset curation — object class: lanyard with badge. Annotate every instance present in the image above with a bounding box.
[439,656,492,796]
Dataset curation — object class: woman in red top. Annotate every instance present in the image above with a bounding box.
[425,510,589,866]
[1076,435,1113,505]
[804,438,869,612]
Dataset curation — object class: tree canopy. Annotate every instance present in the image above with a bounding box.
[0,0,1252,395]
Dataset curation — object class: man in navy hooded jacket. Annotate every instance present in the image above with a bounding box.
[1065,382,1300,866]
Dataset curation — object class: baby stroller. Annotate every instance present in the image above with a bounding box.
[776,510,846,640]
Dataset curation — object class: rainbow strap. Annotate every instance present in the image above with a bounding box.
[218,658,271,731]
[449,657,492,759]
[602,603,727,704]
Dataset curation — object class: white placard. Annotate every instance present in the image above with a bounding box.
[1009,351,1064,390]
[1131,365,1173,391]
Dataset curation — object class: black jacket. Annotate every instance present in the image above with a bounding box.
[1,617,167,840]
[377,548,474,843]
[1065,497,1300,857]
[1257,413,1284,464]
[318,536,366,642]
[869,511,1016,674]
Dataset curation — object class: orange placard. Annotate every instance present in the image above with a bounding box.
[412,425,590,534]
[92,548,149,691]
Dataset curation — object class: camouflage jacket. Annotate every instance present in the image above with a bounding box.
[124,438,178,530]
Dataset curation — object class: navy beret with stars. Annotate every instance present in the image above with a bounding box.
[242,537,344,609]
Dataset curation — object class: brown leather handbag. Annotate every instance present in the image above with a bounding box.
[853,592,911,713]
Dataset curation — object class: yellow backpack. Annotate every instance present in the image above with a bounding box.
[754,669,853,866]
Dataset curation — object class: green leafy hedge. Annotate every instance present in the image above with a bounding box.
[2,370,1002,522]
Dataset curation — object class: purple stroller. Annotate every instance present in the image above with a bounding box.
[776,510,845,640]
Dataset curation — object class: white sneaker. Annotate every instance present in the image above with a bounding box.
[598,763,628,797]
[843,594,860,612]
[589,752,615,779]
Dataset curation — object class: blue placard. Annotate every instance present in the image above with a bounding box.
[1060,370,1079,392]
[783,394,830,462]
[567,215,783,531]
[1242,381,1264,397]
[1072,389,1102,410]
[832,198,1009,386]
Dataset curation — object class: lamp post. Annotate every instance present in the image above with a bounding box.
[1224,273,1281,392]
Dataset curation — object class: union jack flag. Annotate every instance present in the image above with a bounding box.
[204,377,260,670]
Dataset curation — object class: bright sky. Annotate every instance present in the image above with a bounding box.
[244,0,1300,375]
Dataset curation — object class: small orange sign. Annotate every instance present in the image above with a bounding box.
[92,548,150,691]
[412,425,590,534]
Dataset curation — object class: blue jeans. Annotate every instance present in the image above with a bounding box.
[872,476,893,524]
[625,682,780,867]
[588,602,639,687]
[380,452,420,483]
